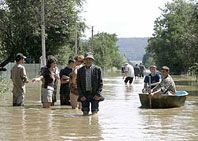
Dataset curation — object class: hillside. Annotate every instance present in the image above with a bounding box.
[117,37,149,61]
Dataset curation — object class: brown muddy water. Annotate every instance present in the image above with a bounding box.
[0,75,198,141]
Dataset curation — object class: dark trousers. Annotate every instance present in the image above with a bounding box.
[52,89,57,105]
[60,94,70,105]
[140,72,144,77]
[81,94,99,113]
[124,77,133,84]
[60,84,70,105]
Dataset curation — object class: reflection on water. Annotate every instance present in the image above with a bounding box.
[0,75,198,140]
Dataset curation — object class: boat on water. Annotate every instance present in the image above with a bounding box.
[139,91,189,108]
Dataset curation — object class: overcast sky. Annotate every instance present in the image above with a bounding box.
[81,0,172,38]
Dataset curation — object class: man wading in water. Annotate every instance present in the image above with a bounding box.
[77,53,104,116]
[11,53,29,106]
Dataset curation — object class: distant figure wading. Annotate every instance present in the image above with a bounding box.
[123,63,134,85]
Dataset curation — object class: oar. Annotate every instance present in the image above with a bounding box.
[148,76,152,108]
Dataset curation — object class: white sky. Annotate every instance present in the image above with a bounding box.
[81,0,172,38]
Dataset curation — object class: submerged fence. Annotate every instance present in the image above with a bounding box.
[0,63,66,79]
[0,63,41,79]
[0,62,120,79]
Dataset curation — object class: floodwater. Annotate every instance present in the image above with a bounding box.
[0,75,198,141]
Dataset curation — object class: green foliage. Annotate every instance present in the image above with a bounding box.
[142,52,154,68]
[188,63,198,81]
[0,0,123,69]
[0,0,85,63]
[56,44,73,65]
[145,0,198,74]
[92,33,124,69]
[80,32,124,69]
[0,76,10,95]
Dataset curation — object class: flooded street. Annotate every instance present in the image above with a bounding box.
[0,76,198,141]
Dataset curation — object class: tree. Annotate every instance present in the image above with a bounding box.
[80,32,124,69]
[0,0,85,63]
[146,0,197,74]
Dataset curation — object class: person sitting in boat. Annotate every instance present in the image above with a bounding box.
[142,65,161,93]
[151,66,176,96]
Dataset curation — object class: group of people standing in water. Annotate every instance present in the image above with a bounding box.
[10,52,176,116]
[10,52,104,116]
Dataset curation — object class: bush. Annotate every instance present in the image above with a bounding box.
[188,63,198,81]
[0,76,10,95]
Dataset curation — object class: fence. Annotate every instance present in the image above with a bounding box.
[0,62,121,79]
[0,63,66,79]
[0,63,42,79]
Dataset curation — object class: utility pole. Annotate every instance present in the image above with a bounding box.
[91,26,94,52]
[41,0,46,66]
[74,23,78,55]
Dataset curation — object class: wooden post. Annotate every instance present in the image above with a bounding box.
[41,0,46,66]
[91,26,94,52]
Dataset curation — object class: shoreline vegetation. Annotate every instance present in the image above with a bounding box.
[0,76,11,95]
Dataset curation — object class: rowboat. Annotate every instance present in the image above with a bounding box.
[139,91,188,108]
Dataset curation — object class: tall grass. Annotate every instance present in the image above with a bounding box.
[188,63,198,81]
[0,76,11,95]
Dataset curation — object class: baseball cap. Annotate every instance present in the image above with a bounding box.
[15,53,26,61]
[161,66,170,71]
[84,52,94,60]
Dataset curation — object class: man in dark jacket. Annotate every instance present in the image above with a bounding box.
[77,53,103,116]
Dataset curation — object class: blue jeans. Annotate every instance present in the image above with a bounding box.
[81,95,99,113]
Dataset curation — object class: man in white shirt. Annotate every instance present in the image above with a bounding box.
[123,63,135,85]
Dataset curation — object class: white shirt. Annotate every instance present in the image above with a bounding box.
[124,64,135,77]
